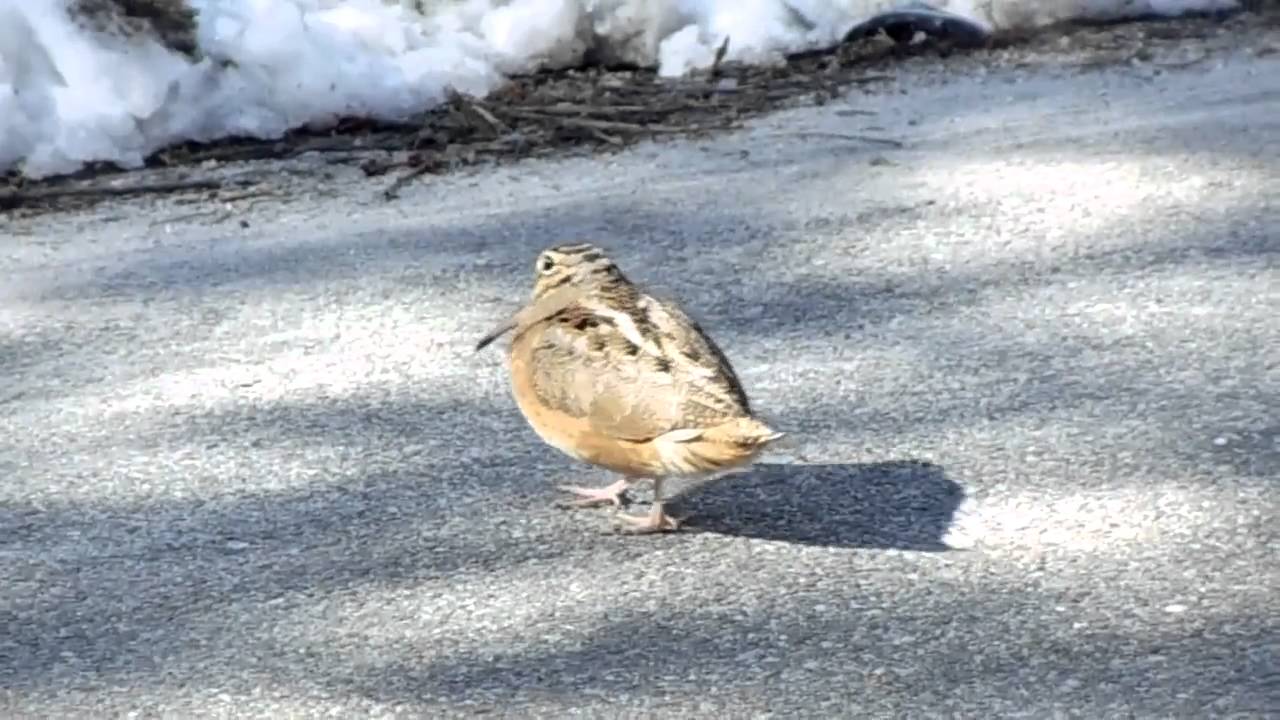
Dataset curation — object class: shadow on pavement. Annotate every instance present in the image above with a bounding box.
[676,460,962,551]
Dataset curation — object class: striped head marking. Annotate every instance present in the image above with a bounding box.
[532,242,628,299]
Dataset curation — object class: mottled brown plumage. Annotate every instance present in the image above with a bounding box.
[476,242,783,533]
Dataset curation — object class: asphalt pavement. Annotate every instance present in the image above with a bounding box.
[2,29,1278,719]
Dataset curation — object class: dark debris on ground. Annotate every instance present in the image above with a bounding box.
[2,7,1276,218]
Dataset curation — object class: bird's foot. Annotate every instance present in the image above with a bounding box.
[612,502,682,535]
[555,478,632,508]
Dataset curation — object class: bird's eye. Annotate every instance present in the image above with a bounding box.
[537,255,556,274]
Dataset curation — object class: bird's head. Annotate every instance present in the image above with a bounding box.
[529,242,629,302]
[474,242,627,352]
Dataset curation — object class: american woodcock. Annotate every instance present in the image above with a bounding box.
[476,242,784,534]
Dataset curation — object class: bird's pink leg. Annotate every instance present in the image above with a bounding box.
[612,478,681,534]
[556,477,633,508]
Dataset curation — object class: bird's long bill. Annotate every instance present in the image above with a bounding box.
[473,284,588,352]
[475,317,518,351]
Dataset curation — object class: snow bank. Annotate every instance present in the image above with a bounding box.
[0,0,1241,179]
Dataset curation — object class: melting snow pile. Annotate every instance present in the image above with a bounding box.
[0,0,1242,179]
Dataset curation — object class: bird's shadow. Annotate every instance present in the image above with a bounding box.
[669,460,965,551]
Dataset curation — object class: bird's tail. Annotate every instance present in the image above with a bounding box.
[705,416,786,447]
[652,416,786,476]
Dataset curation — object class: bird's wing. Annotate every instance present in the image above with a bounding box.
[637,293,752,416]
[528,297,749,442]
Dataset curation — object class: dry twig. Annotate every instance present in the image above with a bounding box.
[383,159,438,201]
[710,35,732,76]
[762,131,904,148]
[0,178,231,211]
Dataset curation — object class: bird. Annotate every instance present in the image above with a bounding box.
[475,242,784,534]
